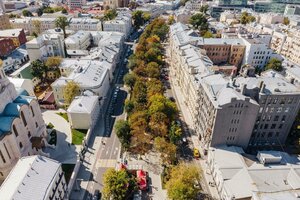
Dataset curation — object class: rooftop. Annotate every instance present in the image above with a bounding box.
[0,29,23,37]
[67,95,98,114]
[0,155,62,200]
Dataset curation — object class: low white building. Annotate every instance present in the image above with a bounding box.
[103,10,132,39]
[68,18,102,32]
[241,37,282,69]
[51,59,110,105]
[26,34,65,61]
[259,13,284,25]
[65,31,91,50]
[0,155,67,200]
[208,145,300,200]
[8,77,35,96]
[67,95,100,129]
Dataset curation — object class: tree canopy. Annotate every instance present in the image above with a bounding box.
[265,58,283,72]
[30,60,47,81]
[102,169,136,200]
[103,9,117,20]
[283,17,290,25]
[55,16,69,39]
[63,81,80,105]
[154,137,177,165]
[115,120,131,148]
[189,13,208,32]
[166,163,202,200]
[22,10,33,17]
[132,10,150,28]
[240,12,256,25]
[199,5,209,14]
[45,56,62,69]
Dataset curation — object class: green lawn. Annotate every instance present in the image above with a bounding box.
[71,129,87,145]
[56,112,69,122]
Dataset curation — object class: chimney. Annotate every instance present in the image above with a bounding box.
[260,83,266,93]
[241,84,247,95]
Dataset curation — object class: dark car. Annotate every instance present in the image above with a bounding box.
[92,189,101,200]
[169,97,175,102]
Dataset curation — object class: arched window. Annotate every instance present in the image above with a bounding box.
[19,142,23,149]
[30,106,35,117]
[13,125,18,137]
[20,111,27,126]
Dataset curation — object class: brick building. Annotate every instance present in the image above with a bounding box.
[0,38,15,57]
[0,29,27,47]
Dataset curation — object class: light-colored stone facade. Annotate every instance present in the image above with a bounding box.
[0,60,48,183]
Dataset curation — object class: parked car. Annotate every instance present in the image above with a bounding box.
[169,97,175,102]
[182,137,187,143]
[194,148,200,159]
[92,189,101,200]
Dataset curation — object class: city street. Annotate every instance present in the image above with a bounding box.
[70,32,139,199]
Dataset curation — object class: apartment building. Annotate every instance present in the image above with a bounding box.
[0,155,67,200]
[10,17,102,35]
[103,10,132,38]
[0,38,15,57]
[199,38,245,67]
[208,146,300,200]
[103,0,129,9]
[26,33,65,61]
[0,61,49,182]
[170,23,300,151]
[65,31,91,50]
[169,23,259,149]
[241,37,281,69]
[0,13,10,30]
[185,0,205,11]
[68,0,86,9]
[0,29,26,48]
[270,30,287,54]
[236,71,300,147]
[281,29,300,65]
[51,59,110,105]
[259,13,284,25]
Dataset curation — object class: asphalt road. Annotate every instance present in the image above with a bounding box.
[86,31,140,198]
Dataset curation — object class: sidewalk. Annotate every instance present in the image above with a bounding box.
[167,59,220,199]
[126,152,168,200]
[42,109,78,164]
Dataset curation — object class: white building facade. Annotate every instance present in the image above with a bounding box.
[0,60,49,182]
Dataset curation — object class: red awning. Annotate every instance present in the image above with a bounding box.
[137,170,147,190]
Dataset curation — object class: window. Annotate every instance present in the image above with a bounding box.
[261,132,265,138]
[268,132,273,138]
[28,131,31,138]
[35,122,38,128]
[276,132,279,137]
[20,111,27,126]
[282,115,286,122]
[264,124,269,129]
[19,142,23,149]
[0,150,6,163]
[3,143,11,159]
[13,125,18,137]
[271,124,276,129]
[0,172,3,176]
[274,115,279,121]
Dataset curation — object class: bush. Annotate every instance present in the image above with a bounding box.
[47,122,54,129]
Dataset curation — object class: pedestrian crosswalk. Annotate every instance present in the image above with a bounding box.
[97,159,117,168]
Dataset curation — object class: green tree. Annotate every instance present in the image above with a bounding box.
[202,31,213,38]
[199,5,209,14]
[132,10,150,28]
[265,58,283,72]
[55,16,69,39]
[168,15,175,25]
[283,17,290,25]
[166,163,202,200]
[123,73,137,90]
[124,99,135,113]
[169,121,182,144]
[37,8,43,16]
[189,13,208,31]
[145,62,160,78]
[63,81,80,105]
[30,60,47,81]
[32,20,42,34]
[45,56,62,69]
[22,10,33,17]
[240,12,255,25]
[149,112,169,137]
[103,169,136,200]
[147,78,164,97]
[154,137,177,164]
[43,7,54,13]
[62,8,68,14]
[104,9,117,20]
[132,80,147,110]
[115,120,131,148]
